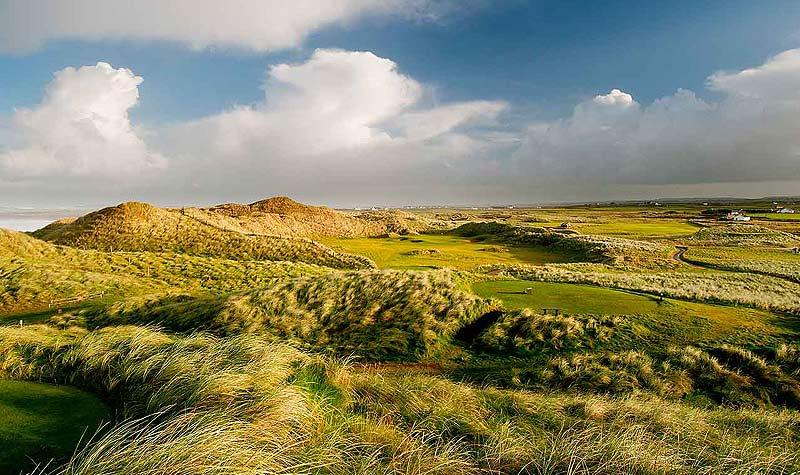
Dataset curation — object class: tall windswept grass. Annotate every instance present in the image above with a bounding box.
[88,270,499,361]
[470,309,621,353]
[2,326,799,474]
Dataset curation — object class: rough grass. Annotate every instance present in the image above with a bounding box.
[1,326,798,474]
[87,270,498,361]
[32,202,375,269]
[0,228,327,315]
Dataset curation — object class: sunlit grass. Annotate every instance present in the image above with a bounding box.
[318,234,576,270]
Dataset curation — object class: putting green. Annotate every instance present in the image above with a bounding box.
[0,380,110,473]
[574,221,700,239]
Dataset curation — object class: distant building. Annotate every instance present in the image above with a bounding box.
[724,210,751,222]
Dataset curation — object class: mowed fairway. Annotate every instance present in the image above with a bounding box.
[0,380,109,473]
[318,234,576,270]
[472,280,795,347]
[573,220,700,239]
[473,280,663,314]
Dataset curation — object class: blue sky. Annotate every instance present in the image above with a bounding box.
[1,0,800,207]
[2,0,798,123]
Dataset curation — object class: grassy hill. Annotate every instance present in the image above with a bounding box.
[88,270,498,361]
[189,196,430,237]
[449,222,673,266]
[0,228,327,315]
[32,201,375,269]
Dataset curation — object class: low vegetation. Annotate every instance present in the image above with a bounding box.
[3,200,800,472]
[33,202,375,269]
[483,263,800,314]
[1,326,798,474]
[0,379,109,473]
[87,270,497,361]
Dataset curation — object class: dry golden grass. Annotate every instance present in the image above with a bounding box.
[32,201,375,269]
[1,326,798,474]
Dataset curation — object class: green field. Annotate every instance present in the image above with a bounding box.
[0,380,110,473]
[751,212,800,221]
[318,234,576,270]
[573,220,700,239]
[472,280,795,347]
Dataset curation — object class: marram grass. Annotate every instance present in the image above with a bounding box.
[2,326,799,474]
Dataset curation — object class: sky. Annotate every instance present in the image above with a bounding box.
[1,0,800,209]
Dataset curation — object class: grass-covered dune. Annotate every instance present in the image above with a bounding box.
[89,270,497,361]
[1,325,798,474]
[0,228,327,315]
[190,196,430,238]
[450,222,673,266]
[32,201,375,269]
[458,309,800,408]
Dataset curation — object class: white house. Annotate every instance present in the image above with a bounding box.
[724,210,751,221]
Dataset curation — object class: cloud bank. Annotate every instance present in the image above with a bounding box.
[2,48,800,205]
[0,0,446,53]
[513,49,800,194]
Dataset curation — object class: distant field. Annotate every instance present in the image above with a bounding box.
[0,380,109,473]
[751,212,800,221]
[318,234,576,270]
[472,280,794,347]
[573,220,699,239]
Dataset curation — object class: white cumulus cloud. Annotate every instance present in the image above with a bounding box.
[5,47,800,206]
[0,62,163,179]
[163,49,507,188]
[511,49,800,198]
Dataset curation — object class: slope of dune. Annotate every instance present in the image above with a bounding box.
[186,196,429,238]
[32,201,375,269]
